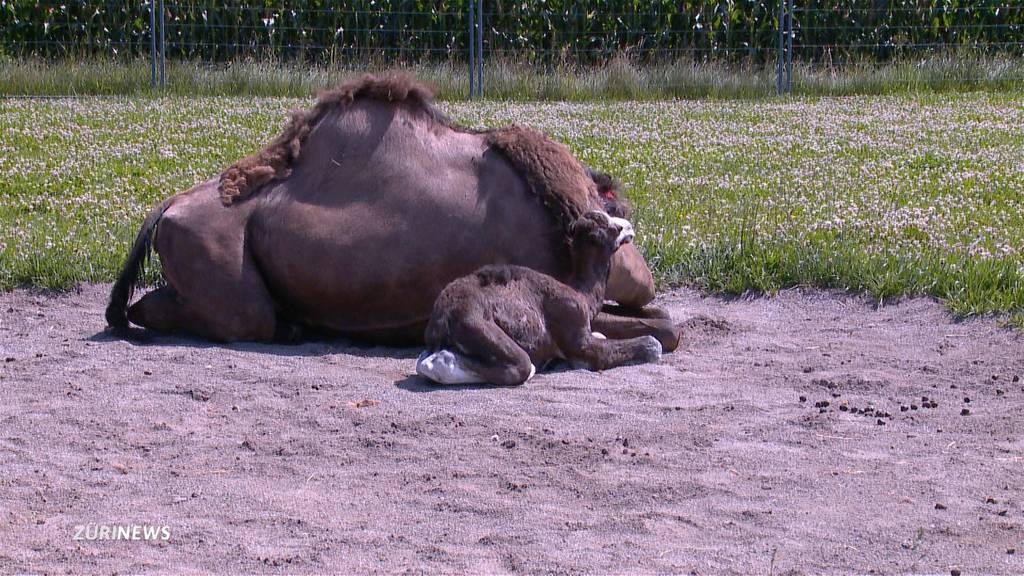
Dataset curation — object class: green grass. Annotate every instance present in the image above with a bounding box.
[1,52,1023,99]
[0,92,1022,320]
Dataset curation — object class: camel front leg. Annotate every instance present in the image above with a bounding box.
[560,333,663,372]
[591,311,681,352]
[600,303,672,320]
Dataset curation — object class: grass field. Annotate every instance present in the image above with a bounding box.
[3,54,1023,99]
[1,93,1022,323]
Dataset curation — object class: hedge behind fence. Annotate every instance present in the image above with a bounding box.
[2,1,1022,63]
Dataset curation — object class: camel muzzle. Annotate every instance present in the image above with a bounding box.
[610,217,635,248]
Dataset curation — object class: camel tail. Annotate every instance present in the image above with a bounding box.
[105,196,175,330]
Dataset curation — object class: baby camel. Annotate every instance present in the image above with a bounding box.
[416,211,663,386]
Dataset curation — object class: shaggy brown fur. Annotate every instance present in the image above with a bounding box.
[587,168,631,219]
[218,72,440,206]
[484,126,601,232]
[218,71,618,239]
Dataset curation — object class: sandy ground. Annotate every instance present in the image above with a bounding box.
[0,284,1022,575]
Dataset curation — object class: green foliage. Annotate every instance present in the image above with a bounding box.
[1,1,1022,63]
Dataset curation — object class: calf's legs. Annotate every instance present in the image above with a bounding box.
[418,320,535,386]
[558,332,663,372]
[591,311,681,352]
[600,303,672,320]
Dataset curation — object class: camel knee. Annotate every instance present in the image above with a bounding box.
[637,335,664,362]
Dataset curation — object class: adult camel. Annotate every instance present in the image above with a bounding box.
[106,73,681,349]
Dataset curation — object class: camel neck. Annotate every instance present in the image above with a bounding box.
[568,253,611,318]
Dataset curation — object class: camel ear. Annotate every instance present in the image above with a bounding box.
[568,215,601,246]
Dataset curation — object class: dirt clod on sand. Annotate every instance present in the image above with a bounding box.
[1,284,1023,574]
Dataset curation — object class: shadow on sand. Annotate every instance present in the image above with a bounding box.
[87,327,423,360]
[392,374,522,393]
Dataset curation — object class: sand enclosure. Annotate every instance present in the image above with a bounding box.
[0,284,1021,574]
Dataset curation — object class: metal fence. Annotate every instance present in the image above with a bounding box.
[2,1,1023,96]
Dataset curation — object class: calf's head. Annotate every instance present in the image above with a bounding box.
[584,170,654,307]
[569,211,635,269]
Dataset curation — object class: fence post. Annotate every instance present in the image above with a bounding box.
[786,0,794,92]
[476,0,484,98]
[158,0,166,88]
[149,1,157,89]
[468,0,475,99]
[776,0,784,95]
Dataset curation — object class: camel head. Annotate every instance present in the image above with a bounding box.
[582,168,653,308]
[566,211,636,304]
[569,211,635,258]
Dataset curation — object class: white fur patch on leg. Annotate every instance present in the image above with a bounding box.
[416,350,485,385]
[591,331,607,340]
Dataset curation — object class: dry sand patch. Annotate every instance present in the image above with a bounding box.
[0,284,1022,574]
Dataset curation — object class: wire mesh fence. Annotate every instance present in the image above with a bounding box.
[792,4,1024,58]
[1,1,1022,96]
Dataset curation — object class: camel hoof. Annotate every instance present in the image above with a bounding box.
[416,350,484,385]
[640,335,663,363]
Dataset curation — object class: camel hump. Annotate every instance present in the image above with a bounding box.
[316,72,436,108]
[484,125,600,234]
[217,72,439,206]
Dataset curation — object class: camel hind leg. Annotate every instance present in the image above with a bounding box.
[127,180,278,342]
[126,279,278,343]
[127,285,182,334]
[418,320,535,386]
